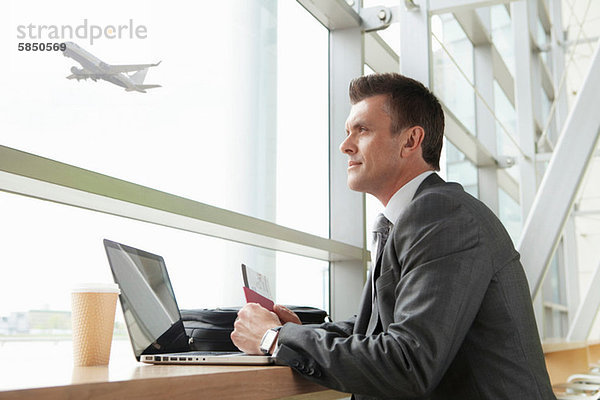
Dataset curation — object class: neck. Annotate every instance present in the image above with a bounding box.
[377,168,434,206]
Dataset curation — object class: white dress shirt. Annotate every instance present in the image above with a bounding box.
[371,170,434,264]
[383,170,435,226]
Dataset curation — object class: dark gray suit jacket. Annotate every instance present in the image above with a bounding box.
[274,174,555,399]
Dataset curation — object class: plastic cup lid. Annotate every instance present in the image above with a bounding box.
[72,282,120,294]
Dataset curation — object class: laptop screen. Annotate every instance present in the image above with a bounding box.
[103,239,186,359]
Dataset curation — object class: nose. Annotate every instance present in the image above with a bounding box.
[340,133,356,155]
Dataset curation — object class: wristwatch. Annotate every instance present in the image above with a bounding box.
[259,326,282,355]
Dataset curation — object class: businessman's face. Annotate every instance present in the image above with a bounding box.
[341,95,406,202]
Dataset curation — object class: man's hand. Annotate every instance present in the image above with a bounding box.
[231,303,281,355]
[273,305,302,325]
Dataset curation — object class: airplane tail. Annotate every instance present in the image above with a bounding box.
[130,68,148,85]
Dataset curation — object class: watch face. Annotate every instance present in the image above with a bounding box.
[260,329,279,354]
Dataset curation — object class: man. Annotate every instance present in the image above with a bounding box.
[231,73,555,399]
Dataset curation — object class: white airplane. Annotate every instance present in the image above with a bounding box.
[62,42,161,93]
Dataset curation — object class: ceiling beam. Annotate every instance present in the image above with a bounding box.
[296,0,360,30]
[429,0,519,15]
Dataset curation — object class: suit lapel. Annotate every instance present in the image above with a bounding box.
[362,173,445,336]
[354,273,375,334]
[365,255,384,335]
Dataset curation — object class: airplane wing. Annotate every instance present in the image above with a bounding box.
[66,67,97,80]
[108,61,162,73]
[137,84,161,89]
[125,84,162,93]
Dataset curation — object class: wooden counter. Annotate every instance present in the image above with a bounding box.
[0,365,339,400]
[0,340,347,400]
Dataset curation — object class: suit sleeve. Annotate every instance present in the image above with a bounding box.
[316,317,356,337]
[274,192,494,398]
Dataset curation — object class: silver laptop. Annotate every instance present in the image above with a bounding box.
[103,239,272,365]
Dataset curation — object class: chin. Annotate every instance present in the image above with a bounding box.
[346,177,364,193]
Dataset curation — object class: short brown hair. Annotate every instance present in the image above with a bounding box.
[349,73,444,170]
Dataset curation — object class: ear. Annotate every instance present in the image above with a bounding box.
[401,126,425,156]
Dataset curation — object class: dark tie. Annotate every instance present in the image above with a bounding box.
[372,213,392,272]
[367,213,392,334]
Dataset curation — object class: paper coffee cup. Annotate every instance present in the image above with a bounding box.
[71,283,120,366]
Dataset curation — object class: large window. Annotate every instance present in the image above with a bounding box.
[0,0,330,342]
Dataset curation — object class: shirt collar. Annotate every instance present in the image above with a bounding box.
[382,171,435,225]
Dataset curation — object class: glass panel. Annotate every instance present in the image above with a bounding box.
[445,139,478,198]
[493,80,516,134]
[574,153,600,327]
[540,86,551,134]
[550,253,562,304]
[498,188,522,245]
[1,0,329,237]
[537,20,549,64]
[562,1,598,108]
[432,14,474,81]
[375,24,400,55]
[0,190,329,339]
[365,194,380,262]
[276,253,329,311]
[490,4,514,76]
[494,80,520,181]
[432,14,476,135]
[276,1,329,236]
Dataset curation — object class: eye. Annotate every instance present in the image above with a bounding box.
[359,126,368,132]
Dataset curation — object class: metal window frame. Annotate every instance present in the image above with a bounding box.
[0,146,365,263]
[429,0,521,15]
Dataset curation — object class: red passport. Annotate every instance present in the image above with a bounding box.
[241,263,274,311]
[242,286,274,311]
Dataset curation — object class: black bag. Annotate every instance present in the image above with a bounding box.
[181,306,329,352]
